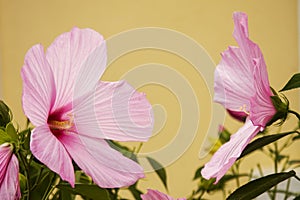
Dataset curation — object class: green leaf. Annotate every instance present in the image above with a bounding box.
[58,189,74,200]
[146,157,168,190]
[197,174,248,193]
[0,129,12,144]
[227,170,296,200]
[107,140,138,162]
[6,123,18,141]
[280,73,300,92]
[128,184,142,200]
[193,167,203,180]
[0,100,11,127]
[288,160,300,165]
[57,183,110,200]
[239,131,299,159]
[294,195,300,200]
[293,134,300,141]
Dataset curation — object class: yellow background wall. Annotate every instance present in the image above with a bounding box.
[0,0,298,199]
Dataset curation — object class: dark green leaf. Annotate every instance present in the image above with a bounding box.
[30,171,56,199]
[239,131,299,159]
[280,73,300,91]
[107,140,138,162]
[0,100,11,127]
[146,157,168,190]
[22,129,31,150]
[197,174,248,193]
[52,189,74,200]
[227,170,296,200]
[288,160,300,165]
[294,195,300,200]
[193,167,203,180]
[57,183,110,200]
[293,134,300,141]
[128,184,142,200]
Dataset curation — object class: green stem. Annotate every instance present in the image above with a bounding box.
[42,174,60,200]
[16,151,30,200]
[269,189,298,196]
[136,142,143,154]
[294,174,300,182]
[272,142,279,200]
[198,190,205,199]
[288,110,300,121]
[283,178,291,200]
[30,167,44,191]
[234,163,240,187]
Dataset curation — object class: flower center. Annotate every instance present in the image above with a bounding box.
[48,114,74,131]
[239,104,250,115]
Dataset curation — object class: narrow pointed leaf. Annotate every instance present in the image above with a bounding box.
[227,171,296,200]
[57,183,110,200]
[193,167,203,180]
[280,73,300,92]
[239,131,299,159]
[146,157,168,190]
[128,184,142,200]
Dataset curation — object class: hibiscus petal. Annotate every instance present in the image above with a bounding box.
[46,27,106,112]
[250,58,276,127]
[227,109,247,122]
[0,154,20,200]
[0,144,20,199]
[201,119,260,183]
[233,12,262,63]
[58,132,145,188]
[21,44,56,126]
[0,143,12,182]
[214,46,254,113]
[73,80,153,141]
[141,189,175,200]
[30,125,75,186]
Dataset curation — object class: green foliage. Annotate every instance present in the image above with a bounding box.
[0,128,12,144]
[280,73,300,92]
[0,100,11,127]
[227,171,296,200]
[6,123,18,142]
[146,156,168,190]
[239,131,299,159]
[56,183,110,200]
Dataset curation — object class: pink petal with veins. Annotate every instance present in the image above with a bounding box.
[0,144,20,199]
[201,119,260,183]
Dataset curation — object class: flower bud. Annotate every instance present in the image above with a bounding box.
[268,95,289,126]
[0,100,11,127]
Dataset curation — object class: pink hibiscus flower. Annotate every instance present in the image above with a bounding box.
[0,143,20,200]
[201,12,276,182]
[21,27,153,188]
[141,189,186,200]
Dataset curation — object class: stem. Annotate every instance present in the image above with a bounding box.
[272,142,279,200]
[16,151,30,200]
[257,164,273,199]
[288,110,300,121]
[30,167,44,191]
[42,174,60,200]
[283,178,291,200]
[234,163,240,187]
[136,142,143,154]
[269,189,298,196]
[294,174,300,182]
[198,190,205,199]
